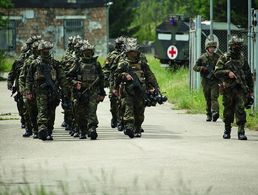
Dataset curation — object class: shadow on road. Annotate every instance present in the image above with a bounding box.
[52,125,182,141]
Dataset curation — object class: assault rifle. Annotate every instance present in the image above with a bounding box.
[226,60,254,109]
[205,64,214,79]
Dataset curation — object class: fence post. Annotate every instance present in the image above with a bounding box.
[195,15,202,90]
[254,10,258,110]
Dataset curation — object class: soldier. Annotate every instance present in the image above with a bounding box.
[26,41,69,141]
[60,35,81,132]
[214,36,254,140]
[103,36,125,129]
[114,38,159,138]
[19,38,41,138]
[67,40,106,140]
[193,41,220,122]
[7,35,40,132]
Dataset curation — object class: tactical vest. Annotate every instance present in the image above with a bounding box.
[224,55,248,93]
[129,63,145,83]
[77,59,98,89]
[34,58,57,84]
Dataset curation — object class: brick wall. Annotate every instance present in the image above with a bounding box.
[0,7,107,57]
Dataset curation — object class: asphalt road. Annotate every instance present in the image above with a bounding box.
[0,80,258,195]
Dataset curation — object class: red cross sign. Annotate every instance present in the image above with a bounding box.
[167,45,178,60]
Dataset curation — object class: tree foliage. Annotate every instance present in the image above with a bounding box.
[0,0,13,28]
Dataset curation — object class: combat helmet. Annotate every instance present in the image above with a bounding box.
[125,37,140,52]
[205,41,217,50]
[115,36,126,51]
[26,34,42,45]
[228,35,243,48]
[80,40,95,58]
[38,41,53,50]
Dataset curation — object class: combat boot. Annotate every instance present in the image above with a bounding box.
[134,129,142,138]
[46,130,53,141]
[223,123,231,139]
[38,125,47,141]
[206,114,212,122]
[22,129,32,137]
[124,127,134,138]
[238,125,247,140]
[61,121,67,128]
[88,127,98,140]
[117,121,123,131]
[212,112,219,122]
[73,132,80,138]
[32,133,38,139]
[79,132,87,139]
[111,118,117,128]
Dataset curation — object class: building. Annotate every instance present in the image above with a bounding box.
[0,0,108,57]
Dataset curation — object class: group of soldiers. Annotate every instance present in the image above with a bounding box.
[7,34,162,141]
[193,35,254,140]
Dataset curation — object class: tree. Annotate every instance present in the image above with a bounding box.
[109,0,137,38]
[0,0,13,28]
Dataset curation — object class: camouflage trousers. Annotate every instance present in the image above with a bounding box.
[23,96,38,133]
[61,95,73,128]
[109,94,118,120]
[201,78,220,116]
[121,94,145,131]
[223,88,246,126]
[73,90,99,134]
[14,92,26,126]
[35,89,59,133]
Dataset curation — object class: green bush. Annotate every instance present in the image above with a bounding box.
[0,51,12,72]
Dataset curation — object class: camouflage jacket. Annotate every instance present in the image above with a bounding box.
[7,52,29,91]
[67,56,106,96]
[114,57,159,92]
[214,52,253,94]
[26,55,69,97]
[193,52,220,79]
[19,54,38,95]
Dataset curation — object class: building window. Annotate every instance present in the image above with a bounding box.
[0,20,16,51]
[64,19,84,49]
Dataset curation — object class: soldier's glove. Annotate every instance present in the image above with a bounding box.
[245,92,254,109]
[7,81,13,90]
[200,66,208,73]
[26,92,33,101]
[228,71,237,79]
[97,95,105,102]
[74,81,82,90]
[112,89,118,97]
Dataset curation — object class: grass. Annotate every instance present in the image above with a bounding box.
[0,51,13,72]
[0,167,213,195]
[147,55,258,131]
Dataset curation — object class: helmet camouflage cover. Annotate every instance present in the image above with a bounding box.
[228,35,243,48]
[38,41,53,50]
[125,37,140,52]
[205,41,217,50]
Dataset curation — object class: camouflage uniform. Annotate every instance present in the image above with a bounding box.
[114,38,159,138]
[67,40,106,140]
[26,41,69,140]
[19,39,41,138]
[7,35,41,132]
[193,41,220,121]
[7,48,29,129]
[214,36,254,140]
[103,36,125,129]
[60,35,81,131]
